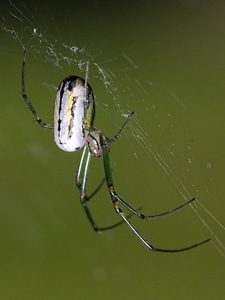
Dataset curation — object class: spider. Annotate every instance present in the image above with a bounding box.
[20,47,210,253]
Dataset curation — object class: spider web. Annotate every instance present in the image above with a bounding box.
[1,0,225,258]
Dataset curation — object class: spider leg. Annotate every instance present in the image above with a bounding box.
[104,112,198,220]
[110,193,198,220]
[104,112,135,148]
[113,201,210,252]
[101,133,210,252]
[21,47,53,129]
[76,146,106,202]
[75,146,134,231]
[144,197,197,219]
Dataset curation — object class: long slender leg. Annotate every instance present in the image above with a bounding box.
[76,146,90,194]
[111,193,197,220]
[105,112,135,148]
[102,142,210,252]
[76,147,99,230]
[75,146,133,231]
[75,147,105,201]
[21,48,53,129]
[76,146,105,201]
[103,113,202,220]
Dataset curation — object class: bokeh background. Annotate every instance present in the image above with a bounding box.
[1,1,225,299]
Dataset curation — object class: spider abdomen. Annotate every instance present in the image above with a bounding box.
[54,76,95,152]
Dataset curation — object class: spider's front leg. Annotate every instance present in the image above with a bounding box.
[100,114,210,252]
[102,140,210,252]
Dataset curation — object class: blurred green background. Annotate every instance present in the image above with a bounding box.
[1,0,225,299]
